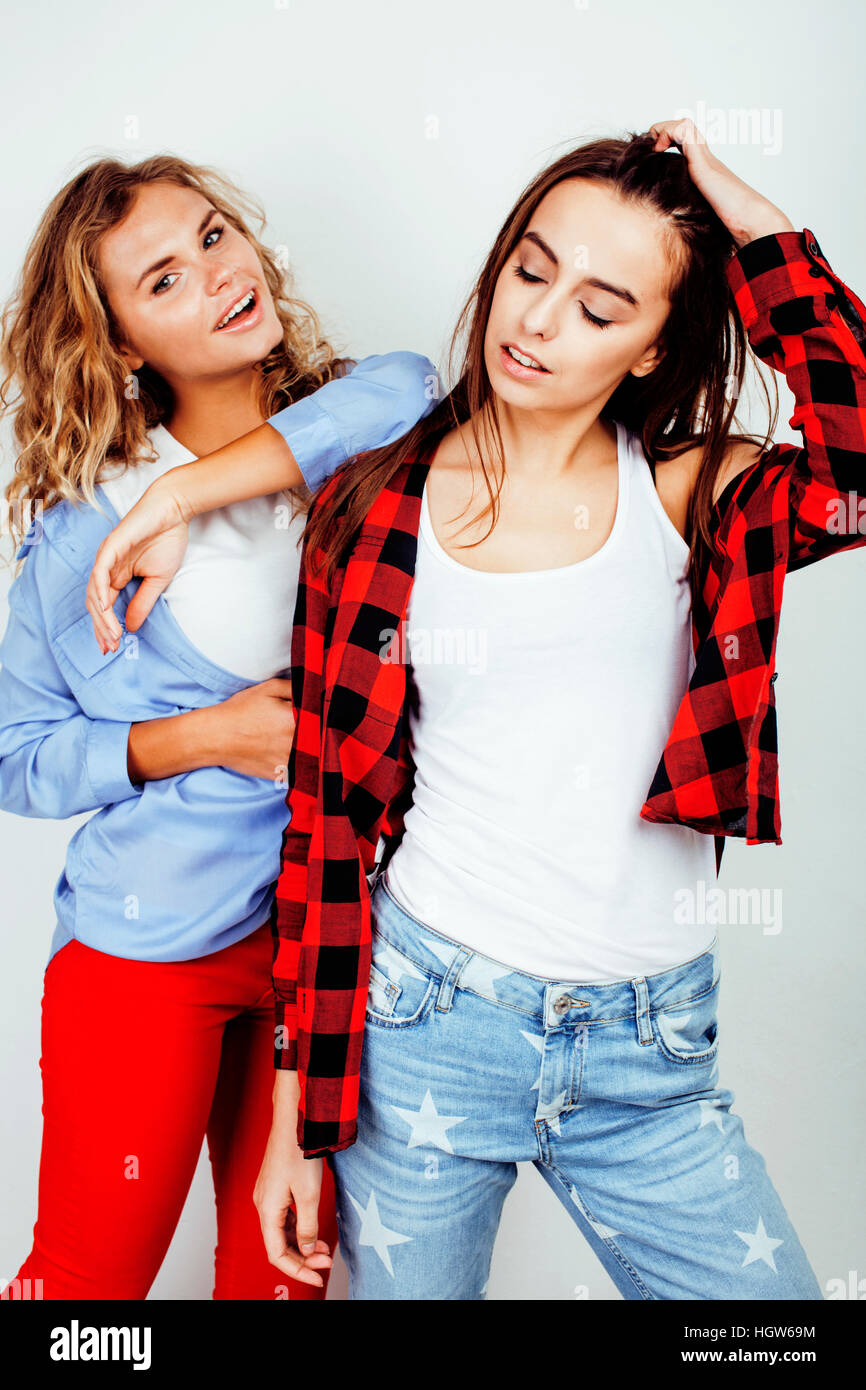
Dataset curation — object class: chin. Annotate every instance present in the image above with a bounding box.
[488,359,540,404]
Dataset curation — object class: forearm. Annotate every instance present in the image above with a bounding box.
[272,1067,301,1111]
[155,351,440,518]
[126,705,220,784]
[159,423,303,520]
[725,228,866,554]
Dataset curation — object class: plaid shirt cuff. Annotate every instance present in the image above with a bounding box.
[727,226,866,351]
[273,996,298,1071]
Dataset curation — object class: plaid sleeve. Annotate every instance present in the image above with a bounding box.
[271,487,336,1071]
[724,227,866,570]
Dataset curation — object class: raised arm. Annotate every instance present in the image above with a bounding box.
[87,351,439,647]
[647,118,866,570]
[155,351,439,514]
[721,227,866,570]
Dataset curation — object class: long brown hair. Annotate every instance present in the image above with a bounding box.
[303,131,778,599]
[1,153,351,567]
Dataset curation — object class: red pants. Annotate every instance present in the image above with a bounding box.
[2,922,338,1300]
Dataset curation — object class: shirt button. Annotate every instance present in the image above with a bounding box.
[807,238,821,257]
[808,265,822,277]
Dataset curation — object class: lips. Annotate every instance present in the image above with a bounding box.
[502,341,550,371]
[499,342,551,379]
[214,287,257,330]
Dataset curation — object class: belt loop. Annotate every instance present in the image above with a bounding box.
[631,976,653,1045]
[435,946,471,1013]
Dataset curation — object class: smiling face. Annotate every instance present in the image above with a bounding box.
[96,180,283,390]
[484,178,680,415]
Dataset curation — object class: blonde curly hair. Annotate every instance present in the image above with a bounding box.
[1,152,352,568]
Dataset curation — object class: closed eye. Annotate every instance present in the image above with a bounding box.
[512,263,613,330]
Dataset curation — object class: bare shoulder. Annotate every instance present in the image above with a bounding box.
[648,438,764,543]
[711,440,765,505]
[675,438,765,508]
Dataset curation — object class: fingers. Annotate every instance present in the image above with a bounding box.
[86,582,123,651]
[259,1202,333,1288]
[294,1195,322,1257]
[648,118,708,152]
[123,577,163,634]
[257,677,295,696]
[86,538,127,651]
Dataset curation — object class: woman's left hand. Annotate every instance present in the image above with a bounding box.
[648,117,794,250]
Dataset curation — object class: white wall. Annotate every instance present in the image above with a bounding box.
[0,0,863,1301]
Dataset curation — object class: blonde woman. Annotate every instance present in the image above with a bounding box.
[0,154,434,1300]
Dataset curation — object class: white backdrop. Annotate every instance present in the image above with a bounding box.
[0,0,864,1301]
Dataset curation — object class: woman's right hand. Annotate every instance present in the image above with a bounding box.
[254,1074,333,1289]
[208,678,297,781]
[86,480,193,652]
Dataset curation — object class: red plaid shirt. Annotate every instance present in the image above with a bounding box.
[272,227,866,1158]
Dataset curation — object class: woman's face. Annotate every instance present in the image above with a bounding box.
[484,178,676,414]
[97,181,283,388]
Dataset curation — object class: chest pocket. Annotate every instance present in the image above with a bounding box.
[54,611,128,681]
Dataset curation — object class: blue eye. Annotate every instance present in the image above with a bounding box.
[152,224,226,294]
[512,263,613,330]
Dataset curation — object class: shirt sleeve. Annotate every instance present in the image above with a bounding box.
[723,227,866,570]
[0,539,143,818]
[265,350,440,493]
[271,484,337,1071]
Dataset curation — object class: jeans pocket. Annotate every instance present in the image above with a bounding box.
[653,982,720,1065]
[365,933,437,1029]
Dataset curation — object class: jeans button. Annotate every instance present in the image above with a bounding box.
[553,993,572,1014]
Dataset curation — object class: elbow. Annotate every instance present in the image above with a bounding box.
[397,350,441,421]
[0,756,72,820]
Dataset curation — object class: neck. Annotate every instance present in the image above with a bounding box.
[467,399,618,482]
[163,370,266,457]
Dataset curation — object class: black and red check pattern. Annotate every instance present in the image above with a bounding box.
[272,227,866,1157]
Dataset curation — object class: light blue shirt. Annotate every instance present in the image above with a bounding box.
[0,352,439,967]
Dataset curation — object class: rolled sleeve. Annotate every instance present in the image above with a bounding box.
[266,392,346,494]
[85,717,141,806]
[266,350,441,494]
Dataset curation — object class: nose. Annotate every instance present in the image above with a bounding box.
[206,257,241,295]
[519,287,558,340]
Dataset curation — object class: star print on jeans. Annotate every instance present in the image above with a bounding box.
[345,1188,413,1277]
[371,940,428,985]
[734,1215,784,1271]
[391,1088,468,1153]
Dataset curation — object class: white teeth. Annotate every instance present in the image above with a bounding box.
[216,290,254,329]
[506,345,544,369]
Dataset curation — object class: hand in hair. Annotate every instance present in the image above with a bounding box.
[648,117,794,250]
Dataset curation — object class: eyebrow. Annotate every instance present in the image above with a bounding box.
[519,230,640,308]
[135,207,219,290]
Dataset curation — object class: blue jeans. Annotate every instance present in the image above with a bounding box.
[329,873,822,1301]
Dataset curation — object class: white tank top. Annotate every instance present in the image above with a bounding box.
[384,418,717,981]
[100,424,305,682]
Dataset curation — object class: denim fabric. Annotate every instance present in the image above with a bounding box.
[330,872,822,1301]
